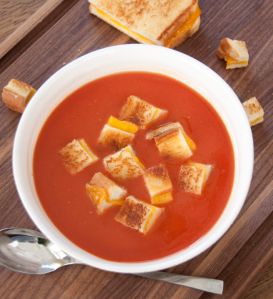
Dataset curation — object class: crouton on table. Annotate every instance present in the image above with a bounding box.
[243,97,264,126]
[2,79,36,113]
[217,38,249,69]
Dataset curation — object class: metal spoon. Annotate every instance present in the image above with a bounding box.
[0,228,223,295]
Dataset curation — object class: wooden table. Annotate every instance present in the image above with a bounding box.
[0,1,272,298]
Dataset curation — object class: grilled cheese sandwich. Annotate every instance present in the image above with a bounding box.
[89,0,201,48]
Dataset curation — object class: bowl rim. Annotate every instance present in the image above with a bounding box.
[12,44,254,273]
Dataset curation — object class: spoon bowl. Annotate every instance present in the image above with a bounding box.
[0,228,76,274]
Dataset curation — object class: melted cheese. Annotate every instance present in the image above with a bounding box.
[108,116,139,133]
[92,6,156,45]
[86,184,108,204]
[79,139,98,161]
[182,132,196,151]
[226,56,248,66]
[152,192,173,205]
[124,146,145,169]
[165,5,201,47]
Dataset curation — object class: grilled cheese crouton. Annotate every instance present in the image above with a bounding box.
[147,122,196,160]
[103,145,145,179]
[155,129,193,160]
[59,139,98,174]
[217,38,249,69]
[119,95,167,129]
[143,164,173,204]
[179,162,212,195]
[2,79,36,113]
[243,97,264,126]
[115,196,164,234]
[86,172,127,214]
[98,116,139,149]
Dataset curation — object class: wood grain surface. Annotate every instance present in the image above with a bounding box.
[0,0,272,298]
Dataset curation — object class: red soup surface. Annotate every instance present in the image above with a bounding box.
[34,72,234,262]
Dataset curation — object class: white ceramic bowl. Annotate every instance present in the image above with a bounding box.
[13,44,253,273]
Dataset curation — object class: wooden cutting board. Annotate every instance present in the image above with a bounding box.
[0,0,272,298]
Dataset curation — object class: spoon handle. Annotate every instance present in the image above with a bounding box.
[138,272,224,295]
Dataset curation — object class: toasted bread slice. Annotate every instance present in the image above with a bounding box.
[103,145,145,179]
[179,162,212,195]
[143,164,173,204]
[86,172,127,214]
[217,38,249,69]
[59,139,98,174]
[243,97,264,126]
[98,116,138,149]
[2,79,36,113]
[119,95,167,129]
[115,195,164,234]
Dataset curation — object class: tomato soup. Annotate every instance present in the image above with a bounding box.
[33,72,234,262]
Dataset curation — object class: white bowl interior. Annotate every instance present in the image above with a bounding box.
[13,44,253,273]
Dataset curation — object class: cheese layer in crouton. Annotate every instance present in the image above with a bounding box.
[103,145,144,179]
[119,95,167,129]
[2,79,36,113]
[59,139,98,174]
[179,162,212,195]
[243,97,264,126]
[98,116,138,149]
[115,196,164,234]
[143,164,173,204]
[86,172,127,214]
[217,38,249,69]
